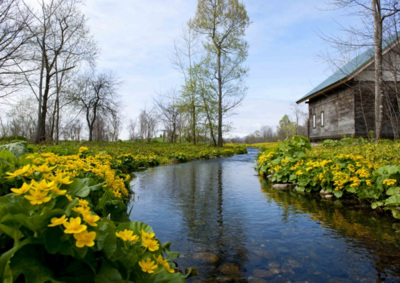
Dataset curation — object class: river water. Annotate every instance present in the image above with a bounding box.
[129,148,400,282]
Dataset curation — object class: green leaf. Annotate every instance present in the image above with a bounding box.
[94,260,123,283]
[9,244,62,283]
[0,238,33,283]
[68,178,102,198]
[96,220,117,258]
[332,190,343,198]
[384,194,400,206]
[117,221,154,235]
[386,187,400,196]
[44,228,64,254]
[371,201,383,209]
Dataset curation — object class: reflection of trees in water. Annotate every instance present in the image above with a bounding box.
[260,179,400,279]
[165,160,248,277]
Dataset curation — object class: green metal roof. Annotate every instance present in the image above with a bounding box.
[296,37,399,104]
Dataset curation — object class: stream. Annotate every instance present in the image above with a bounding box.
[128,148,400,282]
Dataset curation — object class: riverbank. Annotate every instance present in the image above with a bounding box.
[257,136,400,220]
[0,141,247,282]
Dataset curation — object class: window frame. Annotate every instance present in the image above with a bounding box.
[320,111,324,127]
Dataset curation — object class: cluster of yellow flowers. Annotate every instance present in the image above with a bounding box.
[15,148,129,199]
[383,179,397,186]
[7,164,74,205]
[258,150,376,193]
[48,198,99,248]
[115,229,175,274]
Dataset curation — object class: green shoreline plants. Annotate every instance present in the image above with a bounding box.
[0,144,198,282]
[0,141,246,281]
[257,136,400,219]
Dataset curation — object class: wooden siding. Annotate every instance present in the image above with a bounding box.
[308,86,355,141]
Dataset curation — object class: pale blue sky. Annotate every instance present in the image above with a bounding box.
[82,0,360,138]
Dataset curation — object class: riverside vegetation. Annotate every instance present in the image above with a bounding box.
[257,136,400,220]
[0,140,246,282]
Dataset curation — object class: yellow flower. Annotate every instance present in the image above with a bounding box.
[48,215,67,227]
[138,258,158,274]
[51,185,67,195]
[33,163,56,173]
[141,230,155,239]
[51,173,73,185]
[82,212,100,227]
[78,199,89,207]
[6,165,30,178]
[72,206,90,214]
[383,179,397,186]
[155,255,167,265]
[24,189,52,205]
[116,229,139,242]
[142,238,159,251]
[74,230,96,248]
[295,170,303,176]
[163,262,175,273]
[79,146,89,153]
[11,183,30,195]
[30,179,54,191]
[66,194,73,201]
[63,217,87,234]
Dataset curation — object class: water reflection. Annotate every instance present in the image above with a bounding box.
[129,148,400,282]
[260,179,400,280]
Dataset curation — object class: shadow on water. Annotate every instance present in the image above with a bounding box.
[129,148,400,282]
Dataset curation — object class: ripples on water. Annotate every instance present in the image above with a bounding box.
[129,148,400,282]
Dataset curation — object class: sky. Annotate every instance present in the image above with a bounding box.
[81,0,359,139]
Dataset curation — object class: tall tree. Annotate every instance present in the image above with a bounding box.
[192,0,250,146]
[20,0,95,143]
[173,22,201,144]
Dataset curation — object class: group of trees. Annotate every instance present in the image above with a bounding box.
[1,0,251,145]
[127,0,250,146]
[243,107,308,144]
[0,0,121,143]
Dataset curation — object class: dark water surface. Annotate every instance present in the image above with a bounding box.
[129,148,400,282]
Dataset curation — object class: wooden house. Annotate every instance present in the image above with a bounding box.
[296,38,400,141]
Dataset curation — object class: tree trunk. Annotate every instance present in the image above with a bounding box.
[217,50,223,147]
[192,103,196,145]
[373,0,383,141]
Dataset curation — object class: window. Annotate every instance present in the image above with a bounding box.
[321,112,324,127]
[312,114,316,128]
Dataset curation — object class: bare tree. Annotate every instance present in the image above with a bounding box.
[127,118,137,141]
[0,0,32,97]
[138,108,158,143]
[154,90,182,143]
[5,97,37,139]
[74,71,120,141]
[18,0,95,143]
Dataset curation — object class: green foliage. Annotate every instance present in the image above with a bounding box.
[258,137,400,220]
[174,152,188,163]
[0,146,196,281]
